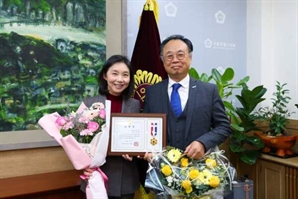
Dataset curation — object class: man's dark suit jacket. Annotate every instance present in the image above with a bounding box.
[143,77,232,151]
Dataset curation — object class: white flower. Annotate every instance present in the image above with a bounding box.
[91,102,105,110]
[83,110,100,120]
[166,176,173,183]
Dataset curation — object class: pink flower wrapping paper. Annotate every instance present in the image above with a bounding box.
[38,100,111,199]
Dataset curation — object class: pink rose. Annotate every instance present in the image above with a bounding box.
[87,121,99,132]
[56,116,67,126]
[80,129,93,136]
[62,121,74,130]
[78,115,89,123]
[99,110,106,119]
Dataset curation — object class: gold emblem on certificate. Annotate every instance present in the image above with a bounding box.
[150,137,158,145]
[150,122,158,146]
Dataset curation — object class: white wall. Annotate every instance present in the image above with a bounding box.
[126,0,298,119]
[126,0,247,81]
[247,0,298,119]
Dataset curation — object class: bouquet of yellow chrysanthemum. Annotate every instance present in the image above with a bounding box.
[145,146,232,199]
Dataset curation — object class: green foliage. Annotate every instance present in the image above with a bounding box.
[228,85,267,164]
[3,0,22,6]
[189,67,266,165]
[255,81,292,136]
[31,0,50,12]
[188,68,212,82]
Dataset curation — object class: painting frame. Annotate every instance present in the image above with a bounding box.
[0,0,128,151]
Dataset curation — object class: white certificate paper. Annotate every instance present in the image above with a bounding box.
[108,113,166,155]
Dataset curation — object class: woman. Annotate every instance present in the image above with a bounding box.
[82,55,140,199]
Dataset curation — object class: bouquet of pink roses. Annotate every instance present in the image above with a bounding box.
[38,100,111,199]
[55,102,106,144]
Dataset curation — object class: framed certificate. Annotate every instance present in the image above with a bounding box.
[108,113,166,156]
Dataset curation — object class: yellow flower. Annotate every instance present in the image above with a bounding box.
[181,180,193,194]
[198,169,212,184]
[180,157,189,167]
[189,169,200,180]
[209,176,220,188]
[185,187,193,194]
[161,165,172,176]
[167,149,182,163]
[206,158,217,168]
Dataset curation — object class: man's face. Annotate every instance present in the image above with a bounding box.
[162,39,192,81]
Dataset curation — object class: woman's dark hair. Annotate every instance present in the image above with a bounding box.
[159,34,193,55]
[97,55,134,99]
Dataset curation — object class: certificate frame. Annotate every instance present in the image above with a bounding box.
[108,113,167,156]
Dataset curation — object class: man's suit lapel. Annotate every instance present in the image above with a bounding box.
[160,80,170,114]
[185,78,199,139]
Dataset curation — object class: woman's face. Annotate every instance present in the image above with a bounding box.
[104,62,130,96]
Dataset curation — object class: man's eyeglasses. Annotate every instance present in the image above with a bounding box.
[163,52,188,62]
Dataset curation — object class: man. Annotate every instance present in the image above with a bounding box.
[143,34,232,160]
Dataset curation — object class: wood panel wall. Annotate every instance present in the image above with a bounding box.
[0,146,84,199]
[285,166,298,199]
[0,170,84,199]
[0,147,74,179]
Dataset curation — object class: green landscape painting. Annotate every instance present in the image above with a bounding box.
[0,0,106,132]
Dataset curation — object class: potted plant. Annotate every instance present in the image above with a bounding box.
[254,81,297,157]
[189,67,265,165]
[227,85,266,165]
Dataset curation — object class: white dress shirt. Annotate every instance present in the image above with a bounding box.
[168,75,190,111]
